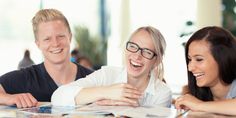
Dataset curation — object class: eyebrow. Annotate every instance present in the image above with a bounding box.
[188,54,204,58]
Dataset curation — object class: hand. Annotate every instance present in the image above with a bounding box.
[175,94,203,111]
[95,99,139,107]
[103,83,142,106]
[6,93,38,108]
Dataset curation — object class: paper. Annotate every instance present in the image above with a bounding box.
[17,103,172,117]
[73,103,171,117]
[72,103,127,115]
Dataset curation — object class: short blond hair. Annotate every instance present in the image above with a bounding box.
[32,9,71,40]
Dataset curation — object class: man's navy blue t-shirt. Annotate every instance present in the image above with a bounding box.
[0,63,93,101]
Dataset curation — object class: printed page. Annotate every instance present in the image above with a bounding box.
[73,103,172,117]
[114,106,172,117]
[72,103,131,115]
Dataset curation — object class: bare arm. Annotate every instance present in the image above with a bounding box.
[199,99,236,115]
[75,83,142,106]
[175,94,236,115]
[0,85,38,108]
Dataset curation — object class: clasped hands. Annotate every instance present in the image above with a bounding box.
[95,83,143,107]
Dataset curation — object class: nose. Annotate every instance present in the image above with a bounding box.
[188,61,195,72]
[51,38,60,47]
[133,49,142,59]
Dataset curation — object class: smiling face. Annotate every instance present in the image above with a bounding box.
[125,30,157,79]
[188,40,220,88]
[35,20,72,65]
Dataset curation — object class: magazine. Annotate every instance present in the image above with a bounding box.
[18,103,172,117]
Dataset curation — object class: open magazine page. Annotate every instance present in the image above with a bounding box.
[114,106,172,117]
[17,103,174,117]
[71,103,172,117]
[72,103,132,115]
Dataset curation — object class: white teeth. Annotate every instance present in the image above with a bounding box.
[130,60,142,67]
[51,49,62,54]
[193,73,204,77]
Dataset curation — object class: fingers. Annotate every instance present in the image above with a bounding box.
[123,84,138,90]
[104,83,142,106]
[122,91,141,101]
[119,84,142,105]
[123,88,142,99]
[123,84,142,94]
[121,83,142,103]
[13,93,38,108]
[122,84,142,98]
[15,95,27,108]
[175,96,184,109]
[120,97,139,106]
[27,93,38,106]
[23,93,38,107]
[175,96,191,110]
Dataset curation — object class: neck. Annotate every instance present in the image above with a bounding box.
[44,61,77,85]
[210,81,231,100]
[44,60,69,71]
[128,74,150,92]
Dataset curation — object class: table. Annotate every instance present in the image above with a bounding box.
[1,103,236,118]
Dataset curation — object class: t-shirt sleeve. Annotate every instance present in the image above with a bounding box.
[0,70,28,93]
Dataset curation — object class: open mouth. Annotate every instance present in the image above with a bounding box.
[130,60,142,68]
[193,73,204,78]
[50,49,63,54]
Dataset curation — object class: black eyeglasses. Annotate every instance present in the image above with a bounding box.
[126,41,157,60]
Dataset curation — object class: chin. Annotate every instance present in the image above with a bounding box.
[127,70,139,77]
[51,59,66,64]
[196,82,205,87]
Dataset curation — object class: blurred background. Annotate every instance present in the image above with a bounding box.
[0,0,235,95]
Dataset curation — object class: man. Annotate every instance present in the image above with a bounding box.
[0,9,93,108]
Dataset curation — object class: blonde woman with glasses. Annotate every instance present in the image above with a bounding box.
[52,26,172,107]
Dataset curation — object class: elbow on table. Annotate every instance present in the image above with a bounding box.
[51,86,76,107]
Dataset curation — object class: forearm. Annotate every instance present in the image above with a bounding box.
[0,85,11,105]
[200,99,236,115]
[0,93,11,105]
[75,86,107,105]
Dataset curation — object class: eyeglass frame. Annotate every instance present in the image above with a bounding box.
[126,41,157,60]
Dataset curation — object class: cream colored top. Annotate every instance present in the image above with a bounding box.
[51,66,172,107]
